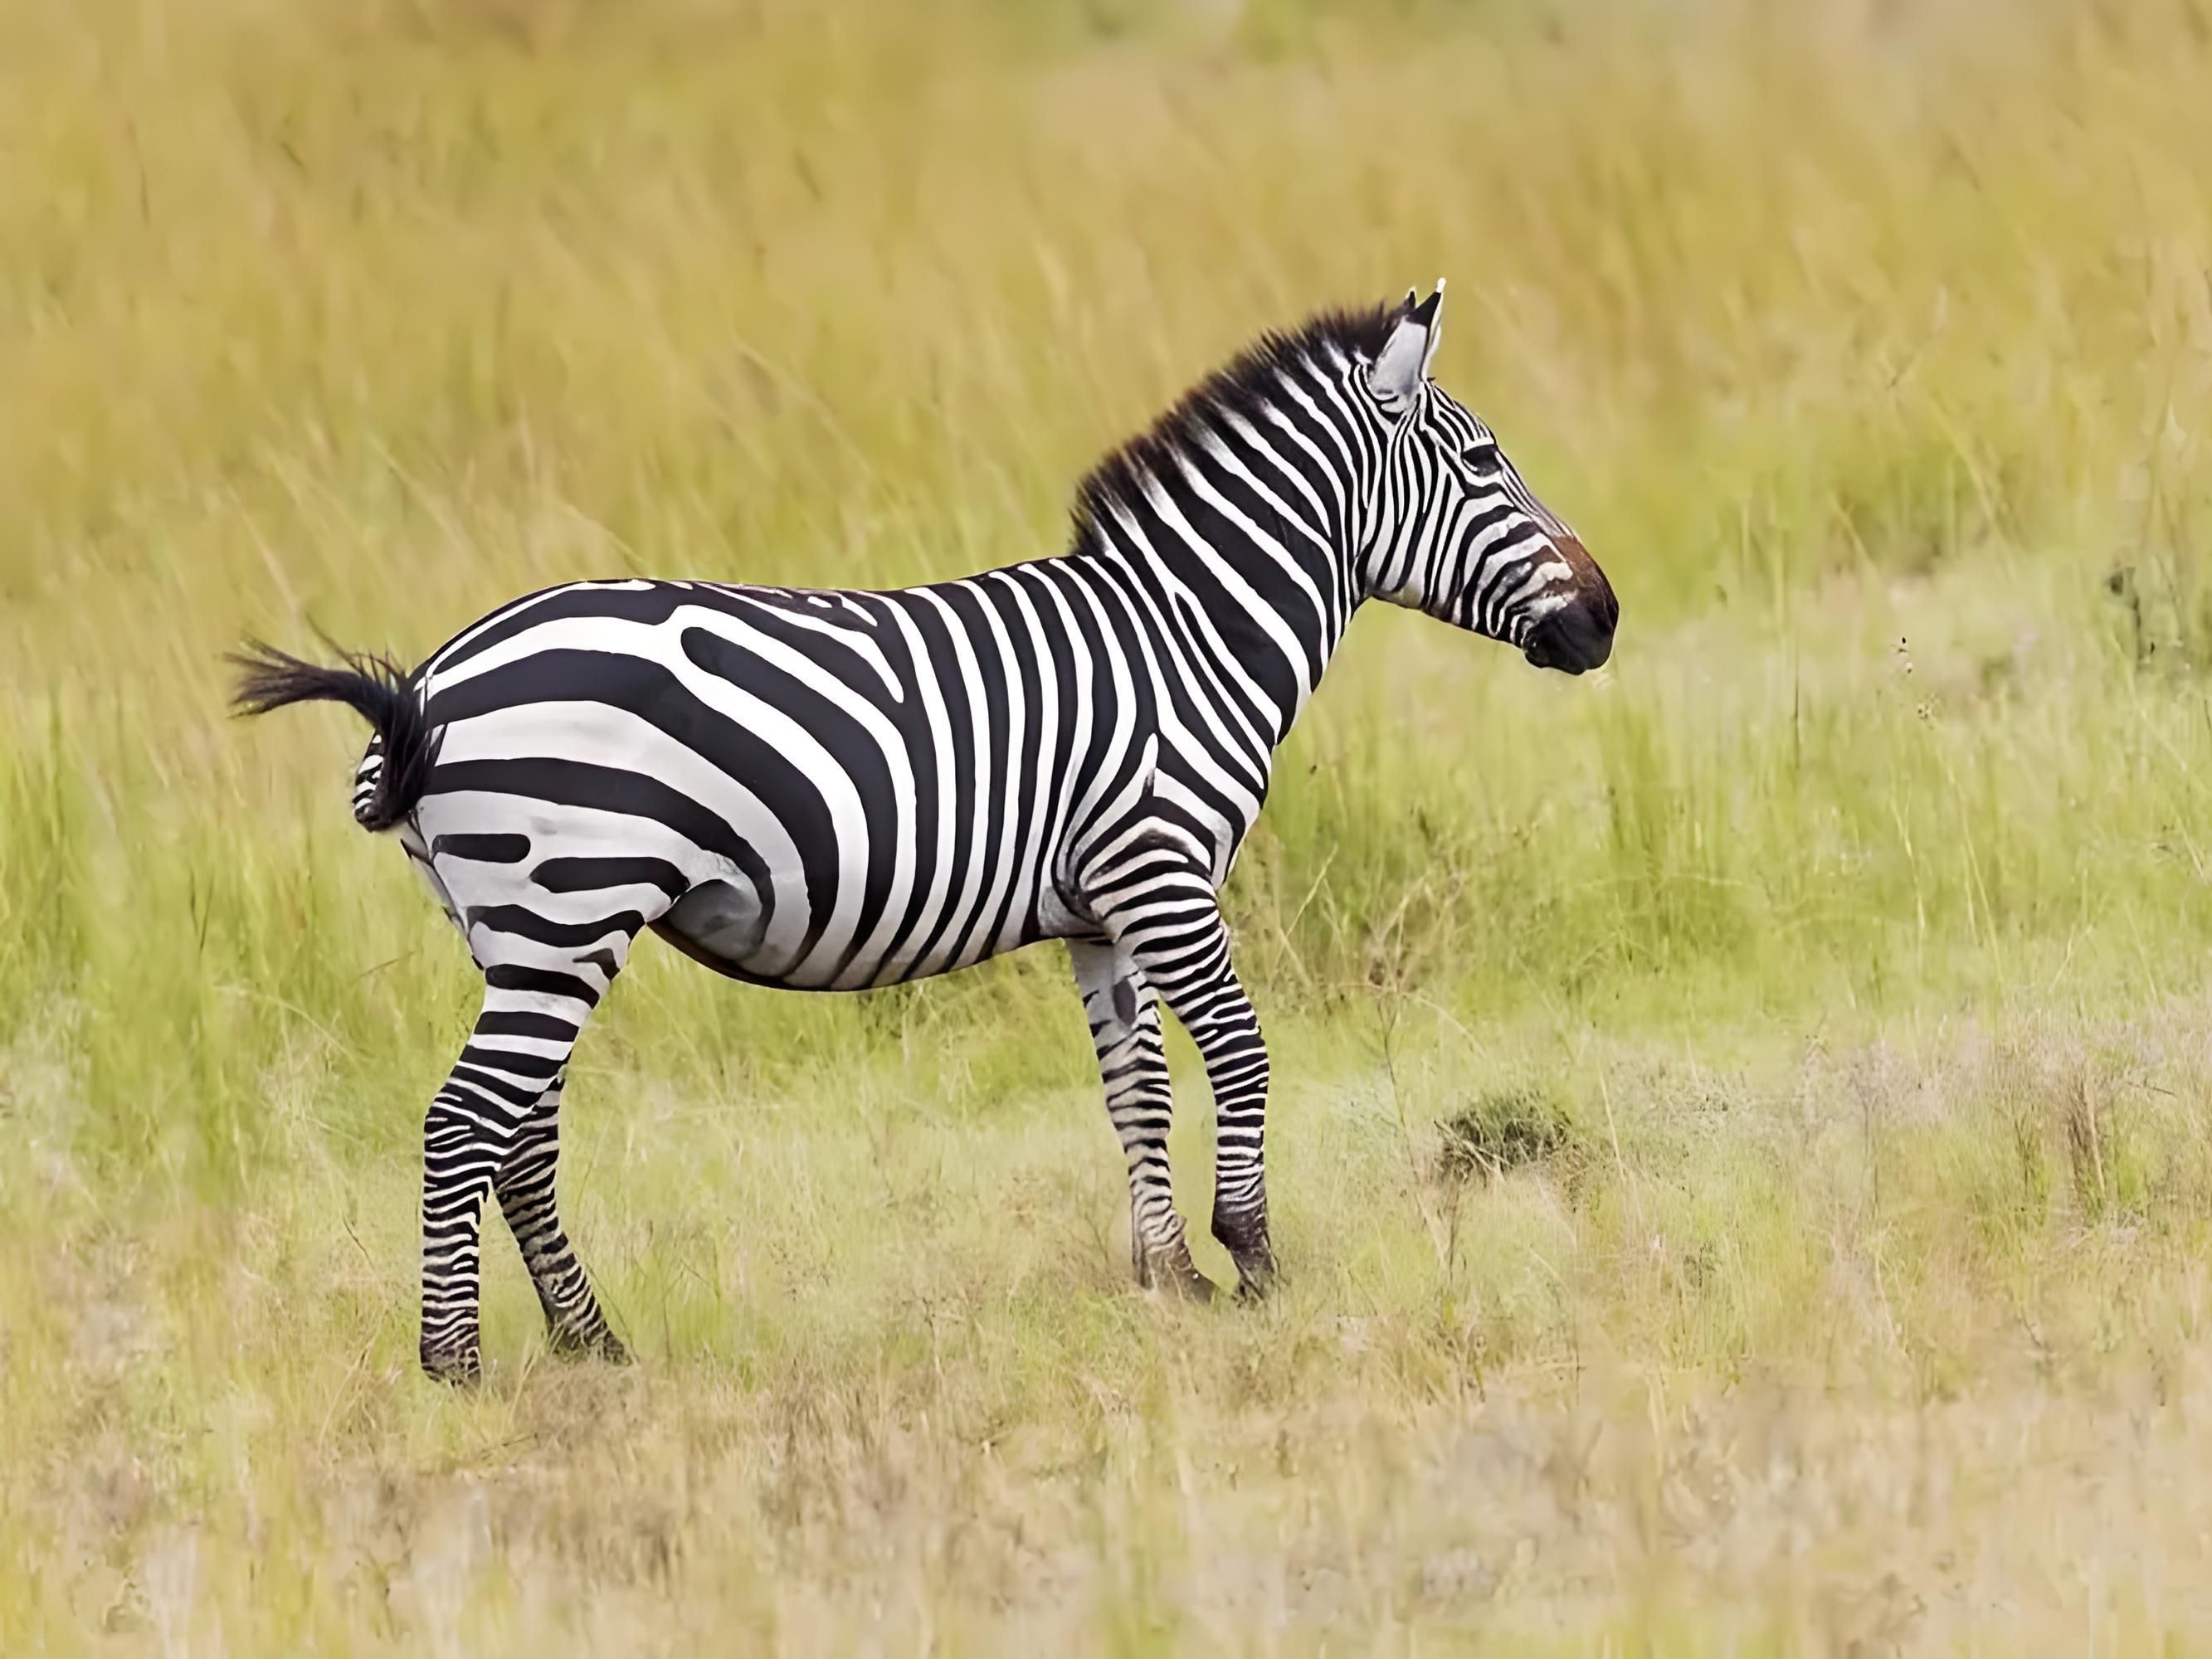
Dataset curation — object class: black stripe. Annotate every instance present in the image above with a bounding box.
[474,1010,581,1043]
[427,582,701,677]
[458,1043,566,1081]
[928,582,1013,971]
[1012,567,1088,945]
[531,856,688,897]
[433,833,532,863]
[465,905,643,950]
[447,1063,546,1108]
[977,575,1048,956]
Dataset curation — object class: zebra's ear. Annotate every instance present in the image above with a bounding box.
[1372,280,1445,412]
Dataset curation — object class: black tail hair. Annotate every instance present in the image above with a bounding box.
[227,637,438,832]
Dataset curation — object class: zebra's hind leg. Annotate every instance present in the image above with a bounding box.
[1068,936,1214,1301]
[420,959,616,1384]
[493,1076,629,1364]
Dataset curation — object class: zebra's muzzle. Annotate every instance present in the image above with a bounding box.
[1523,591,1615,674]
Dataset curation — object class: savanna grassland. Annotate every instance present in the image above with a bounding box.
[7,0,2212,1650]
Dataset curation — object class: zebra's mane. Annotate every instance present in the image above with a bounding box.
[1070,301,1395,542]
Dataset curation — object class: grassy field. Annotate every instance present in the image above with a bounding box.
[7,0,2212,1649]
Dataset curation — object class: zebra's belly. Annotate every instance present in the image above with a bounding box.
[650,868,1091,990]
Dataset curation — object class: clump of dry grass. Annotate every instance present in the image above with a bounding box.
[1435,1086,1579,1185]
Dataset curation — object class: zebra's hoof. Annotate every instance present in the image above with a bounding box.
[1213,1208,1275,1301]
[1162,1270,1216,1304]
[1134,1242,1216,1302]
[1146,1274,1215,1304]
[549,1326,632,1365]
[1227,1242,1279,1301]
[420,1344,483,1387]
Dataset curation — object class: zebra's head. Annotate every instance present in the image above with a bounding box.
[1357,284,1618,674]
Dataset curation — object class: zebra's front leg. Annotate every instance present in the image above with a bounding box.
[493,1077,628,1364]
[421,966,605,1384]
[1068,937,1214,1300]
[1109,878,1278,1297]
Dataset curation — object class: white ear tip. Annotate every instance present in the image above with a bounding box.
[1434,277,1447,293]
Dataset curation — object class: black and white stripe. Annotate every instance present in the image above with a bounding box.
[233,284,1618,1381]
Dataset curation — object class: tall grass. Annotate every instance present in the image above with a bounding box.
[7,0,2212,1649]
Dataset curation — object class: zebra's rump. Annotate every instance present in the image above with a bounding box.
[406,576,1149,991]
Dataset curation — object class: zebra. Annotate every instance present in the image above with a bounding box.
[231,284,1617,1383]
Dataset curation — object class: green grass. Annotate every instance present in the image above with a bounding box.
[7,0,2212,1650]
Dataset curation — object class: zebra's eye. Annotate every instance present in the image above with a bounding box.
[1464,445,1504,478]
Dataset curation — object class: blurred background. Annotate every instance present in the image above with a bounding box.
[10,0,2212,1142]
[7,1,2212,1648]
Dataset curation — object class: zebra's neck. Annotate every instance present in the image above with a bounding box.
[1070,358,1375,759]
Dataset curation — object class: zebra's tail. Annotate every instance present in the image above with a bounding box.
[226,638,438,832]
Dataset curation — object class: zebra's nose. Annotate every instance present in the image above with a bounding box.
[1523,604,1612,674]
[1524,536,1615,674]
[1523,564,1615,674]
